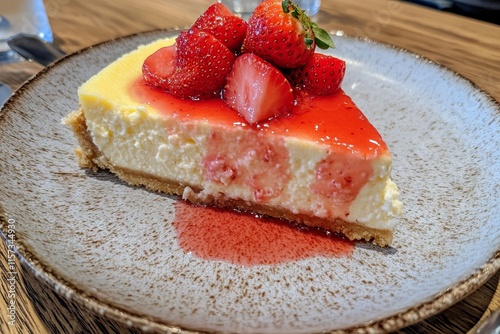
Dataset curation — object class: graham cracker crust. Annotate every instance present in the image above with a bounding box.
[63,109,393,246]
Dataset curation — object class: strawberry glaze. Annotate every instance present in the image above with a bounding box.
[173,200,354,266]
[129,78,382,263]
[130,78,388,158]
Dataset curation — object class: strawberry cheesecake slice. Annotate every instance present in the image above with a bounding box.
[63,1,402,246]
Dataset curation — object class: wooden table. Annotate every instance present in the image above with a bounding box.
[0,0,499,333]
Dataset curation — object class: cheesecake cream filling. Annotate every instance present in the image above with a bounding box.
[76,38,402,232]
[80,99,401,230]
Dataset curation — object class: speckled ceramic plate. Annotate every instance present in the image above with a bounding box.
[0,30,499,334]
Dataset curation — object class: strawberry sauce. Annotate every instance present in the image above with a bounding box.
[130,78,388,158]
[173,200,354,266]
[129,78,380,264]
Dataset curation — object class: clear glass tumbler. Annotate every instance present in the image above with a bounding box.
[219,0,320,18]
[219,0,261,17]
[294,0,321,16]
[0,0,53,63]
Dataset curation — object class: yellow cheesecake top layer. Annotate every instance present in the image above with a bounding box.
[79,38,175,116]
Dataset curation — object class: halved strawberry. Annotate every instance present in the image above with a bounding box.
[288,53,346,95]
[242,0,334,69]
[223,53,294,124]
[192,3,248,52]
[142,45,176,90]
[168,29,236,99]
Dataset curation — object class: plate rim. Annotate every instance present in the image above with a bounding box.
[1,29,499,333]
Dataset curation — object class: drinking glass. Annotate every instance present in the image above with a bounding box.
[218,0,320,17]
[0,0,53,63]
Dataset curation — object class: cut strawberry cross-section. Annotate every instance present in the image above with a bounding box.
[142,45,176,91]
[223,53,294,124]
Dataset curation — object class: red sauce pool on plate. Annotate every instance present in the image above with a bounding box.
[173,200,354,266]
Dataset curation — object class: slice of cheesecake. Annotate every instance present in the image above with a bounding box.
[63,37,402,246]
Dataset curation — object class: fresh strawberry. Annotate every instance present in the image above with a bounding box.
[192,3,248,52]
[223,53,294,124]
[241,0,334,69]
[168,29,236,99]
[142,45,176,90]
[288,53,346,95]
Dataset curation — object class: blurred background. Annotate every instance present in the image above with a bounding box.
[402,0,500,24]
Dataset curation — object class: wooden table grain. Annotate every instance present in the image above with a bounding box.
[1,0,499,333]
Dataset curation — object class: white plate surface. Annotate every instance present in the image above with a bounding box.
[0,30,499,333]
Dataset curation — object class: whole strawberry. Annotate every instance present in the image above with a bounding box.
[241,0,334,69]
[142,29,236,100]
[288,53,346,95]
[191,3,247,52]
[170,29,236,99]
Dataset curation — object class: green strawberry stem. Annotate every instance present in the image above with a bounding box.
[282,0,335,50]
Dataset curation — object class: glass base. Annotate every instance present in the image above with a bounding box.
[0,0,53,64]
